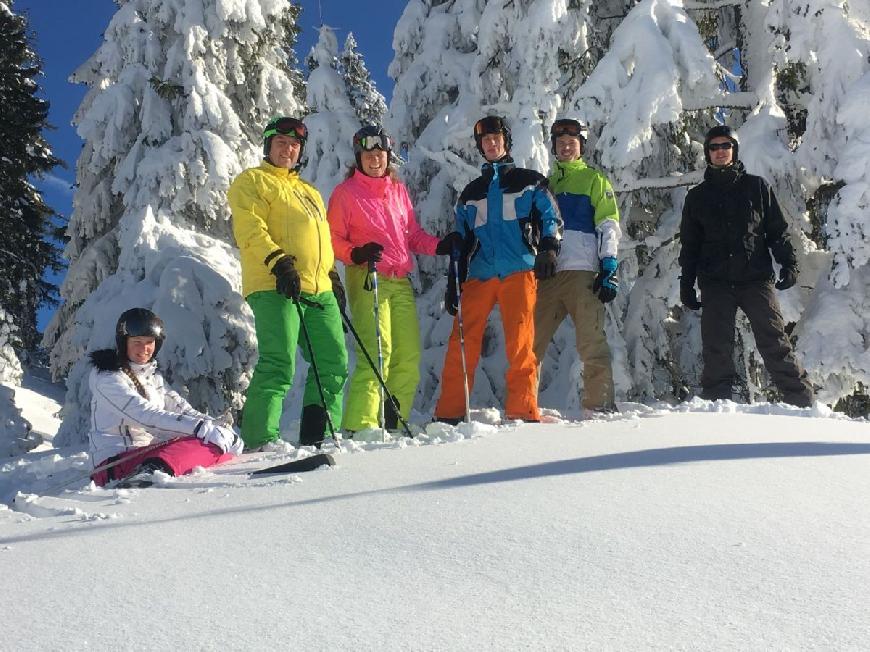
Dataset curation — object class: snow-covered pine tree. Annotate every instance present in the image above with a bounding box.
[43,0,306,445]
[340,32,387,129]
[302,25,359,201]
[0,303,36,456]
[0,1,62,357]
[389,0,588,415]
[0,307,23,386]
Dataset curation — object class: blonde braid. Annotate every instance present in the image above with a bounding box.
[121,364,149,400]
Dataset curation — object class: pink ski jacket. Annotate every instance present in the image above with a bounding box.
[328,170,439,278]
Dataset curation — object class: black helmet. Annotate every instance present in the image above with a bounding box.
[262,116,308,164]
[352,125,393,171]
[473,115,512,157]
[550,117,589,155]
[703,125,739,164]
[116,308,165,362]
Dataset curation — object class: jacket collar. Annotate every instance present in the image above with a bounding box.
[260,159,300,180]
[704,160,744,185]
[348,168,392,195]
[552,158,588,181]
[481,156,515,181]
[129,361,156,375]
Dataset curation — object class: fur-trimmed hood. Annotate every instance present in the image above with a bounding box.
[89,349,123,372]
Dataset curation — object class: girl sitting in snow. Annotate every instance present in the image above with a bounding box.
[88,307,243,486]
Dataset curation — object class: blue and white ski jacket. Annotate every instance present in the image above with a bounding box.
[455,159,562,281]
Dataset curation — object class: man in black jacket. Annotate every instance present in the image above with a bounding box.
[679,125,813,407]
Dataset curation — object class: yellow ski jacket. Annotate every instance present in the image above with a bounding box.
[229,161,334,298]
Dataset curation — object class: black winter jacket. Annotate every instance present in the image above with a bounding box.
[679,162,797,286]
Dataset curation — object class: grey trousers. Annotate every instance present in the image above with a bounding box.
[534,270,615,410]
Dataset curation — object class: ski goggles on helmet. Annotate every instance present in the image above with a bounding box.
[354,133,393,152]
[263,117,307,141]
[550,119,588,140]
[473,116,508,139]
[706,141,734,151]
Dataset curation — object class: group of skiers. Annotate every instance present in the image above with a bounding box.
[227,113,628,449]
[85,114,813,486]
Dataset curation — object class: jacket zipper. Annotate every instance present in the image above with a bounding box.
[293,187,326,294]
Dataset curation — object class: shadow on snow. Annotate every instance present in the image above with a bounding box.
[412,441,870,491]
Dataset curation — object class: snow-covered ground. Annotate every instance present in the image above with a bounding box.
[0,382,868,650]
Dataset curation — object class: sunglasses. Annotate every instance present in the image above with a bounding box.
[356,134,392,151]
[551,121,587,139]
[264,117,307,141]
[707,142,733,151]
[474,116,506,138]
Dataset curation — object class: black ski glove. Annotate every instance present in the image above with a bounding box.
[534,236,560,281]
[350,242,384,266]
[680,277,702,311]
[775,266,797,291]
[435,231,464,256]
[329,269,346,313]
[272,255,301,300]
[592,256,619,303]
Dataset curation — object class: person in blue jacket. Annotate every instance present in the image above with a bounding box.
[434,115,562,423]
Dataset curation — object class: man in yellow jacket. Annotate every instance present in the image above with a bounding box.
[228,116,348,449]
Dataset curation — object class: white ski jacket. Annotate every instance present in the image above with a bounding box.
[88,350,206,467]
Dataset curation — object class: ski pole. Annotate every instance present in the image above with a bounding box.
[336,305,413,438]
[451,251,471,424]
[367,260,386,430]
[293,297,337,439]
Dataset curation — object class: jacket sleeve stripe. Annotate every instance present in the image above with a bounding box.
[264,249,284,267]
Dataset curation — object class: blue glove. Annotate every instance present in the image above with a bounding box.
[592,256,618,303]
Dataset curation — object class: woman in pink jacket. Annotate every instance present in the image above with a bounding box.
[328,126,460,434]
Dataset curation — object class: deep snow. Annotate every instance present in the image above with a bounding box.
[1,381,868,650]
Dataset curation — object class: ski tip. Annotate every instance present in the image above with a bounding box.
[319,453,336,467]
[250,452,336,476]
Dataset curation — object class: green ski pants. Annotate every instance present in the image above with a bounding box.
[241,290,348,448]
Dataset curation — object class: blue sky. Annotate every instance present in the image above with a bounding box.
[13,0,406,330]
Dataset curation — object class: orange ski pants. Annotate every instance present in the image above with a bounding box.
[435,271,540,421]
